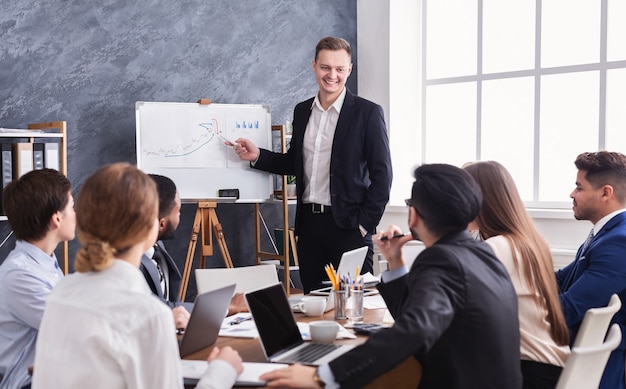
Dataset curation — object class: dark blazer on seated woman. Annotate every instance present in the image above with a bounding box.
[328,231,523,389]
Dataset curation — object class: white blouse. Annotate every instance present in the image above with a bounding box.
[33,260,237,389]
[486,235,570,367]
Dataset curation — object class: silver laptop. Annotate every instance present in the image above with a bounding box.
[311,246,372,295]
[179,283,235,357]
[245,283,354,365]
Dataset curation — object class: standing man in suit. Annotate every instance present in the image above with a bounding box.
[556,151,626,389]
[140,174,246,330]
[232,36,392,293]
[260,164,522,388]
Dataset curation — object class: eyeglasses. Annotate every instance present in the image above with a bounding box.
[404,198,412,207]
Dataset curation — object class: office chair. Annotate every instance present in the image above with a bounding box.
[195,264,279,295]
[573,294,621,348]
[556,323,621,389]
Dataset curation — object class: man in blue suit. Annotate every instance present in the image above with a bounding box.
[556,151,626,389]
[232,37,393,293]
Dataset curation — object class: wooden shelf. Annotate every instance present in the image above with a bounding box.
[255,124,295,295]
[0,121,68,273]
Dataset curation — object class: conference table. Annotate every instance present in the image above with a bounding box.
[183,305,422,389]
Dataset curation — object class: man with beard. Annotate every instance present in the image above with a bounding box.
[140,174,246,331]
[260,164,521,389]
[556,151,626,389]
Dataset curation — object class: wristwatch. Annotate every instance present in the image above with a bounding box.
[312,368,326,388]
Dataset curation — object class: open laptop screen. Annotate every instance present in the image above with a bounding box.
[245,283,303,358]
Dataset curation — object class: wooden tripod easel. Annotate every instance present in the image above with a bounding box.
[179,201,233,300]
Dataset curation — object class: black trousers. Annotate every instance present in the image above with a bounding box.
[521,359,563,389]
[296,208,373,293]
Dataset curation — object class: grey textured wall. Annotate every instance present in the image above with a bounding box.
[0,0,357,299]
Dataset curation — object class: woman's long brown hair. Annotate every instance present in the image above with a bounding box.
[465,161,569,345]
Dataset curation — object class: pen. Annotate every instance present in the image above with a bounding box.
[229,316,252,325]
[218,133,235,146]
[378,233,408,241]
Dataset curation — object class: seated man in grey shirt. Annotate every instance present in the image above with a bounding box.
[0,169,75,389]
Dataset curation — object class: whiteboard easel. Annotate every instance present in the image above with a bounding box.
[135,101,272,201]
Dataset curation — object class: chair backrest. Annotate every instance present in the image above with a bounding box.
[195,264,279,295]
[556,323,622,389]
[573,294,622,348]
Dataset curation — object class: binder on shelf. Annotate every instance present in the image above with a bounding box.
[13,142,33,178]
[44,142,60,170]
[33,142,45,170]
[1,143,13,188]
[1,143,13,212]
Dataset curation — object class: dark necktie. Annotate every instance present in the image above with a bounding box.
[562,228,595,291]
[152,244,168,298]
[580,228,595,255]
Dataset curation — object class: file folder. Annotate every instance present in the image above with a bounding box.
[13,142,33,178]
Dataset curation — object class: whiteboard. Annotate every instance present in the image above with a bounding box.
[135,101,272,201]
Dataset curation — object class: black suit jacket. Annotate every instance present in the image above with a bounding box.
[139,240,183,308]
[254,89,392,233]
[328,231,522,389]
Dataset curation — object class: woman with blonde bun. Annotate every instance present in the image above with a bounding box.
[33,163,242,389]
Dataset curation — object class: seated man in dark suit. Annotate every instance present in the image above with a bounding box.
[261,164,522,389]
[140,174,247,330]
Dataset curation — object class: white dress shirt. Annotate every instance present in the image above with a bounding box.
[0,240,63,389]
[32,259,237,389]
[301,88,346,205]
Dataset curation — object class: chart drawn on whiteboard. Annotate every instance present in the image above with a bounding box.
[139,110,267,169]
[136,101,272,201]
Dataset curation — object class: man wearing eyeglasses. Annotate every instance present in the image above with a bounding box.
[260,164,521,389]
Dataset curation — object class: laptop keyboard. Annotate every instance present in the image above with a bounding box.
[287,343,341,364]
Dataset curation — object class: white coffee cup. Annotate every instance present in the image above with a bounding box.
[297,296,327,317]
[309,320,339,344]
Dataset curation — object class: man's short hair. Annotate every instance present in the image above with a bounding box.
[148,174,177,218]
[315,36,351,61]
[575,151,626,202]
[409,164,482,236]
[2,169,71,241]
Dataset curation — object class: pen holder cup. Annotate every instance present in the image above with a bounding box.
[346,287,364,324]
[333,289,348,320]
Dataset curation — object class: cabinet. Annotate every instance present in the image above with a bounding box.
[0,121,68,273]
[255,125,298,294]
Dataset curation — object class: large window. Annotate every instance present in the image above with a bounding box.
[422,0,626,207]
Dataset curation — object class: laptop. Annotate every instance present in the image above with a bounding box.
[311,246,376,295]
[179,283,236,357]
[245,283,355,365]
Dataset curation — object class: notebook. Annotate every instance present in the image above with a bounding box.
[245,283,354,365]
[179,283,236,357]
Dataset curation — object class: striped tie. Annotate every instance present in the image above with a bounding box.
[581,228,595,255]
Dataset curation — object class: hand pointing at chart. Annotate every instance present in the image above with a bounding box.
[230,138,260,162]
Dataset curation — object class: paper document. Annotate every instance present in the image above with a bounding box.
[181,360,288,386]
[219,313,258,338]
[218,313,357,340]
[363,294,387,310]
[361,272,380,286]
